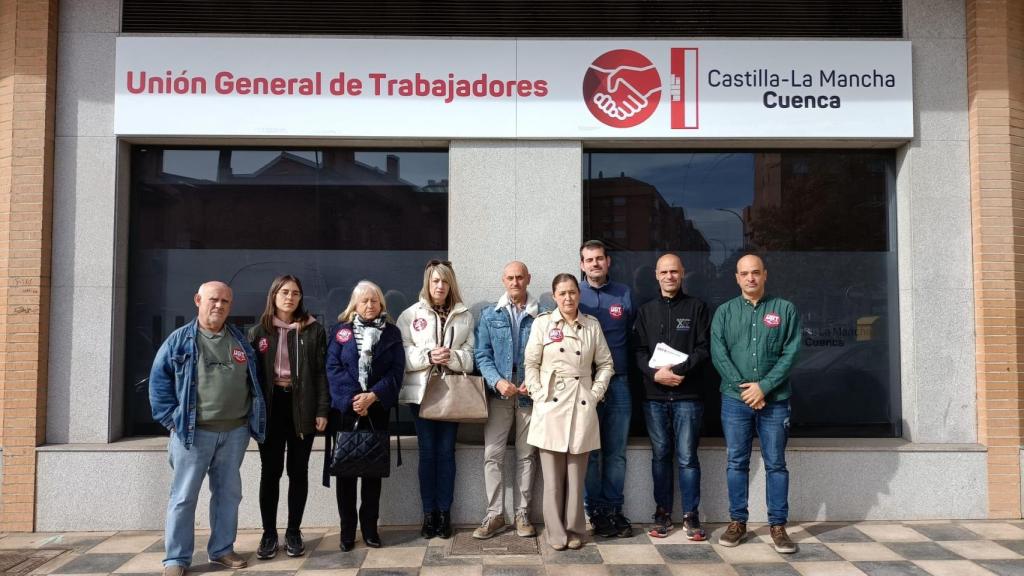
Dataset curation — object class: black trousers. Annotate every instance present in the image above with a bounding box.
[335,404,389,544]
[258,386,316,533]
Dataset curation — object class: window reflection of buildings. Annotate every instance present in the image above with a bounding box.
[134,149,448,251]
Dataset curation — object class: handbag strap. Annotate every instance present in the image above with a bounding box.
[393,405,402,467]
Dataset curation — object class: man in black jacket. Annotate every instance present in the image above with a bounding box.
[633,253,711,540]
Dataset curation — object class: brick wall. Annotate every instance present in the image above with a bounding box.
[967,0,1024,519]
[0,0,57,532]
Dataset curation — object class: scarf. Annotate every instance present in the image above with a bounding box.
[272,315,302,381]
[353,314,387,391]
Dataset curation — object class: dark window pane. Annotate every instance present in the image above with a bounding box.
[583,150,899,438]
[125,146,448,436]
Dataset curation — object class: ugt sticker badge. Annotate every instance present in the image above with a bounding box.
[548,328,564,343]
[763,313,781,328]
[336,328,353,343]
[258,337,269,353]
[609,304,624,319]
[231,348,247,364]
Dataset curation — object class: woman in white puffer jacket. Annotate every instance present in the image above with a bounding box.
[397,260,475,540]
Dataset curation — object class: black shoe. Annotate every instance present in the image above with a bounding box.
[421,512,438,539]
[340,540,355,552]
[609,512,634,538]
[364,534,382,548]
[648,508,673,539]
[284,529,305,557]
[256,531,278,560]
[437,511,453,539]
[590,511,617,538]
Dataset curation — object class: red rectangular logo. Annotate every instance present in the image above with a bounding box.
[670,48,699,130]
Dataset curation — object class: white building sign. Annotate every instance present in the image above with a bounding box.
[114,37,913,139]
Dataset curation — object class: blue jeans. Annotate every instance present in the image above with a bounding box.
[642,399,703,515]
[409,404,459,513]
[164,426,250,567]
[721,395,790,526]
[585,374,631,515]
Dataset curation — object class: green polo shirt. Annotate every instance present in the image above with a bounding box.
[711,294,801,403]
[195,328,251,431]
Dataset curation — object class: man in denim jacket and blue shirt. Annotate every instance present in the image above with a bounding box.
[711,254,801,554]
[473,261,545,539]
[150,281,267,576]
[578,240,635,538]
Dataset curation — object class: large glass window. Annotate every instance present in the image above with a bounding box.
[584,151,899,437]
[125,147,448,436]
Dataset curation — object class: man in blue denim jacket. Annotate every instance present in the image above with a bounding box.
[149,281,267,576]
[472,261,546,540]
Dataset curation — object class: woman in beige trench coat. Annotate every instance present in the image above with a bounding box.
[525,273,614,551]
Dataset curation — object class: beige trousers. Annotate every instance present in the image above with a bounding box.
[538,449,589,548]
[483,396,537,518]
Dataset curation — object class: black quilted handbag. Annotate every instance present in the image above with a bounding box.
[328,417,390,479]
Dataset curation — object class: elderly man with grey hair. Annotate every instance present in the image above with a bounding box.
[149,281,267,576]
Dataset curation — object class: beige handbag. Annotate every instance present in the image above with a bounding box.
[419,366,489,423]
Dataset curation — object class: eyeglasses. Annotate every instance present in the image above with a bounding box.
[425,259,453,269]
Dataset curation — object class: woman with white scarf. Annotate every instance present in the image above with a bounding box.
[326,281,405,551]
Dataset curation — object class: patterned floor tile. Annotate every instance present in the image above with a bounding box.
[779,543,842,563]
[656,544,722,564]
[241,553,310,571]
[913,560,998,576]
[606,565,673,576]
[356,568,420,576]
[544,564,609,576]
[111,552,164,573]
[884,542,962,561]
[481,565,545,576]
[853,561,932,576]
[597,544,663,564]
[732,563,802,576]
[538,543,603,565]
[51,553,136,574]
[301,549,367,570]
[856,525,930,543]
[977,560,1024,576]
[235,572,299,576]
[712,543,787,564]
[962,524,1024,541]
[421,566,483,576]
[807,525,875,544]
[667,564,739,576]
[996,541,1024,557]
[378,530,435,548]
[295,570,358,576]
[480,555,543,565]
[909,525,983,542]
[791,561,868,576]
[361,547,425,568]
[827,543,905,562]
[592,532,655,546]
[937,541,1021,560]
[752,525,820,545]
[88,533,163,554]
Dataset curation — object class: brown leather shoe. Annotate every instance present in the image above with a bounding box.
[209,551,248,569]
[162,565,185,576]
[718,520,747,547]
[770,524,797,554]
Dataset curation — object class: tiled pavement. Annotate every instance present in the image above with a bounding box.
[2,520,1024,576]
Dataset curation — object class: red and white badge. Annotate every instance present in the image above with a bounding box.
[336,328,353,343]
[258,337,269,353]
[609,303,624,319]
[548,328,564,342]
[231,347,247,364]
[763,312,781,328]
[412,318,428,331]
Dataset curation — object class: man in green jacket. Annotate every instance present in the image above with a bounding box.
[711,254,801,554]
